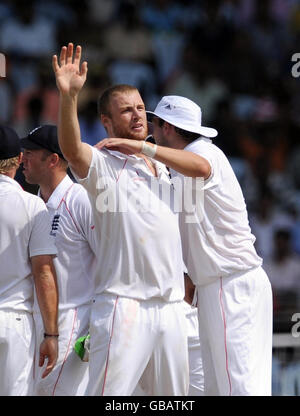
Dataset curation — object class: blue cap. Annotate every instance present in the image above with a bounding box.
[0,126,21,160]
[20,125,65,159]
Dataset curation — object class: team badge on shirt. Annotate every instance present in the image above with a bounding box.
[50,214,60,236]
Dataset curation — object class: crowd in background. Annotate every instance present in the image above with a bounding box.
[1,0,300,395]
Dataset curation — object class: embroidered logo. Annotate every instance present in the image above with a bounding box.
[50,214,60,236]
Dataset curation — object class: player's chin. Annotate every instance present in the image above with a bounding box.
[23,173,33,183]
[130,128,148,141]
[24,175,37,185]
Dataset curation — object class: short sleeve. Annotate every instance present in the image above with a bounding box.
[184,141,220,190]
[71,146,109,198]
[69,186,99,256]
[29,198,57,258]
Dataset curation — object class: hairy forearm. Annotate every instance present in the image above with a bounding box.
[154,146,211,179]
[58,93,92,178]
[58,94,82,160]
[33,262,59,334]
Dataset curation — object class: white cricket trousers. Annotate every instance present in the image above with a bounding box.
[86,294,189,396]
[183,302,204,396]
[33,304,91,396]
[0,310,35,396]
[196,266,273,396]
[134,301,204,396]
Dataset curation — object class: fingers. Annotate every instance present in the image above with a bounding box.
[39,350,57,378]
[94,138,110,150]
[66,43,73,64]
[57,43,82,68]
[41,358,56,379]
[59,46,67,66]
[74,45,82,67]
[52,55,59,73]
[80,61,88,77]
[93,139,108,149]
[39,352,45,368]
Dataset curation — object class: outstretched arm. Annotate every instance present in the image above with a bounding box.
[52,43,92,179]
[94,138,211,178]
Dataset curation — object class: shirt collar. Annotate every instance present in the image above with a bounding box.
[0,174,23,190]
[103,147,143,164]
[38,175,74,209]
[184,136,212,152]
[102,147,168,175]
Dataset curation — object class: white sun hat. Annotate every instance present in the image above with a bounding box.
[146,95,218,138]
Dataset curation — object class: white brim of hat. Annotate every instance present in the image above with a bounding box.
[146,110,218,138]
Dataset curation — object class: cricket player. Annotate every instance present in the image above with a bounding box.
[21,125,98,396]
[52,43,189,396]
[0,125,58,395]
[97,95,273,396]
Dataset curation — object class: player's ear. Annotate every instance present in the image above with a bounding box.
[49,153,60,167]
[101,114,112,135]
[163,121,173,134]
[101,114,109,128]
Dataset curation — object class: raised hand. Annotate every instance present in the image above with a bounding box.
[52,43,88,97]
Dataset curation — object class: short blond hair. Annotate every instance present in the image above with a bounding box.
[98,84,139,117]
[0,156,20,174]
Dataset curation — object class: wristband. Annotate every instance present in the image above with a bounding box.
[141,141,157,158]
[44,333,59,338]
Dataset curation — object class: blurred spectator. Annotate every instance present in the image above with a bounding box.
[272,353,282,396]
[140,0,184,32]
[11,63,59,137]
[212,99,242,158]
[280,348,300,396]
[102,1,159,108]
[79,100,107,145]
[0,0,12,24]
[237,0,298,27]
[288,145,300,193]
[187,0,237,62]
[35,0,76,26]
[140,0,198,86]
[264,228,300,291]
[264,228,300,331]
[248,0,292,75]
[0,0,57,91]
[0,77,13,124]
[165,46,228,123]
[249,191,295,261]
[223,29,266,107]
[87,0,120,26]
[291,216,300,256]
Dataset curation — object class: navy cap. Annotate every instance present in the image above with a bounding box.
[20,125,65,159]
[0,126,21,160]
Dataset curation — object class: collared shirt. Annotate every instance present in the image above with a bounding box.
[170,137,262,286]
[72,146,185,302]
[0,174,57,312]
[35,175,97,311]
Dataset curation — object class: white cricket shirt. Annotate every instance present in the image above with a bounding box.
[73,146,185,302]
[0,174,57,312]
[35,175,97,311]
[170,137,262,286]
